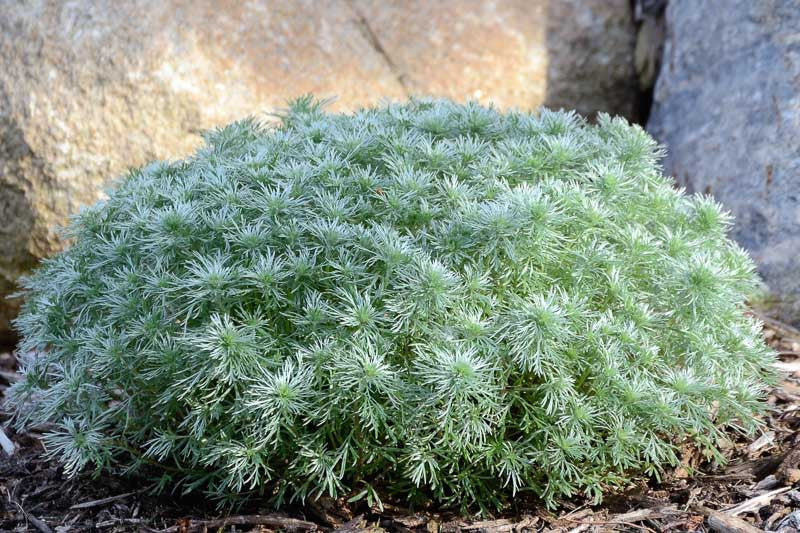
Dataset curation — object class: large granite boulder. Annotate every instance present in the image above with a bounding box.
[647,0,800,323]
[0,0,636,342]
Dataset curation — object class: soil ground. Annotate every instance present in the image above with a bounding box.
[2,312,800,532]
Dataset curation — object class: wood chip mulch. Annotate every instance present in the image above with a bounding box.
[2,312,800,532]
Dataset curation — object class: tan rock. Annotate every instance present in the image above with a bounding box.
[350,0,636,118]
[0,0,635,342]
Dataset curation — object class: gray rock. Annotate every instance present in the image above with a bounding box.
[0,0,636,342]
[647,0,800,323]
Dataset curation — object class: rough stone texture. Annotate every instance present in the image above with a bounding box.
[349,0,636,120]
[0,0,635,342]
[648,0,800,323]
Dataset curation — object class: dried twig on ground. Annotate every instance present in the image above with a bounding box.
[460,517,519,531]
[725,486,791,516]
[155,514,319,532]
[0,426,16,456]
[746,431,776,455]
[751,312,800,340]
[10,499,53,533]
[95,517,145,529]
[69,490,139,510]
[690,504,762,533]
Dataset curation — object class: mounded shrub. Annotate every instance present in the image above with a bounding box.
[7,98,774,510]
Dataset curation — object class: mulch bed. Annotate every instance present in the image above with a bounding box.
[2,313,800,532]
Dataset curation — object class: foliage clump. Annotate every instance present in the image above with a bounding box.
[7,98,774,510]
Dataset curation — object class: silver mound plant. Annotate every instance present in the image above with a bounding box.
[6,98,775,510]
